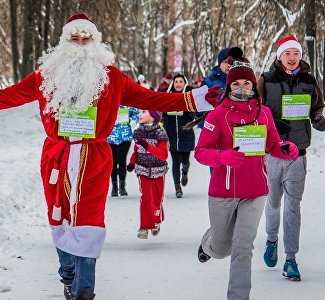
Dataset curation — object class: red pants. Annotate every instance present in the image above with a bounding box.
[138,175,165,229]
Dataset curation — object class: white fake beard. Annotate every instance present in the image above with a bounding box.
[39,40,115,119]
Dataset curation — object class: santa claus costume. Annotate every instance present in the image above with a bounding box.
[0,13,215,300]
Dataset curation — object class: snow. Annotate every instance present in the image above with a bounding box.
[0,102,325,299]
[275,2,304,27]
[154,20,196,42]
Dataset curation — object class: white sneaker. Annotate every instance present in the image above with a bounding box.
[151,224,160,236]
[137,229,148,239]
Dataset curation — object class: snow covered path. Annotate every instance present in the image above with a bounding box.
[0,103,325,299]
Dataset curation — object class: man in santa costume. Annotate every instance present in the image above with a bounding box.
[0,14,216,300]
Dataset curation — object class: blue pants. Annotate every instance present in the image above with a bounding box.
[56,248,96,296]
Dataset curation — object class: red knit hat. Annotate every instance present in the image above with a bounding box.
[226,60,256,86]
[277,36,302,59]
[61,13,101,42]
[226,47,256,85]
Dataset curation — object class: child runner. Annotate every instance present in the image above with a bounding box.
[127,110,168,239]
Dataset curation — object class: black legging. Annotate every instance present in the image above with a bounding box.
[110,141,131,183]
[170,151,191,185]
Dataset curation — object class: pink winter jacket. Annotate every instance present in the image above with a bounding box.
[195,97,291,199]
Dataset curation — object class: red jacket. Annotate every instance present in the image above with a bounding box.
[0,67,198,227]
[195,97,291,199]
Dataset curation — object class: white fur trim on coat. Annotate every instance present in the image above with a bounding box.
[52,221,106,259]
[191,85,214,112]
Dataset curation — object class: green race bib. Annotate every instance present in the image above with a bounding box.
[116,107,129,124]
[233,125,267,156]
[282,94,311,120]
[167,111,184,116]
[58,107,97,138]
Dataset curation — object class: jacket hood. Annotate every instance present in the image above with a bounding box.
[167,73,189,93]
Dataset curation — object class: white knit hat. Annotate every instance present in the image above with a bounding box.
[276,36,302,59]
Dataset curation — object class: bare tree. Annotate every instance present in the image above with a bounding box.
[9,0,19,82]
[21,0,35,77]
[1,0,325,91]
[305,0,316,77]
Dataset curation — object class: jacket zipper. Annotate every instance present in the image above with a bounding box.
[176,116,179,151]
[226,166,231,190]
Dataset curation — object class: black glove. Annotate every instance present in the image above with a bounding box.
[136,139,149,150]
[313,115,325,131]
[274,119,292,135]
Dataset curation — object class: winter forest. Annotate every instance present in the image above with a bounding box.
[0,0,325,90]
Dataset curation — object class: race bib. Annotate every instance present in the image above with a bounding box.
[167,111,184,116]
[116,107,129,124]
[233,125,267,156]
[282,94,311,120]
[58,107,97,138]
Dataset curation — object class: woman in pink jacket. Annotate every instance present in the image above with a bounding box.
[194,50,298,300]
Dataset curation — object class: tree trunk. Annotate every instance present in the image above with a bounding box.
[21,0,35,78]
[43,0,51,49]
[305,0,316,77]
[323,35,325,94]
[181,0,190,80]
[192,4,203,79]
[9,0,19,82]
[148,7,159,86]
[34,0,43,62]
[202,0,213,74]
[161,0,170,76]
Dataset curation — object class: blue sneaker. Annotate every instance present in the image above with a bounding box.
[263,240,278,267]
[283,259,301,281]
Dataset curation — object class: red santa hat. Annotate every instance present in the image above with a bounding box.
[61,13,102,42]
[276,36,302,59]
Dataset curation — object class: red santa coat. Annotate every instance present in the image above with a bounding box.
[0,66,209,258]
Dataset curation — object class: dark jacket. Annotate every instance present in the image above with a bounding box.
[257,60,324,151]
[163,86,195,152]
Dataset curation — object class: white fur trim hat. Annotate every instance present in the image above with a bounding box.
[61,13,102,42]
[277,36,302,59]
[138,74,145,81]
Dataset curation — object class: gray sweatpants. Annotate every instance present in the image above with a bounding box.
[265,154,306,260]
[201,196,266,300]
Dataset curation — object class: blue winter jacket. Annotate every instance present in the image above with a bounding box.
[201,65,227,98]
[108,106,139,145]
[196,66,228,128]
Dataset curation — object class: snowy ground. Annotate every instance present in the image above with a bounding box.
[0,102,325,300]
